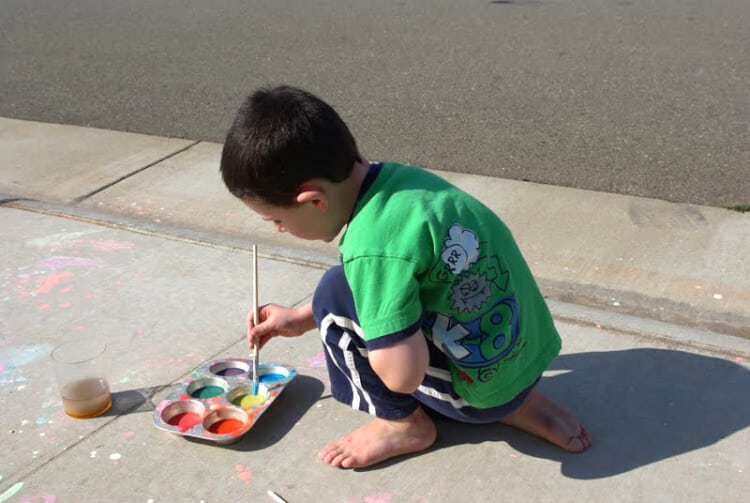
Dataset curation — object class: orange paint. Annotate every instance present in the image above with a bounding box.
[208,418,244,434]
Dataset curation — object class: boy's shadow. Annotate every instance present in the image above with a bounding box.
[432,348,750,479]
[228,374,325,451]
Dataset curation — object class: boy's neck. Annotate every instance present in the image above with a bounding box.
[344,157,371,215]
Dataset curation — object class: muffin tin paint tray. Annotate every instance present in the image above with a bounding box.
[152,358,296,444]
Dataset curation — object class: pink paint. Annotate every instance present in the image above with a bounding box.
[168,412,202,431]
[18,495,57,503]
[306,351,326,368]
[26,272,74,296]
[234,465,253,483]
[72,239,135,252]
[38,304,51,310]
[364,494,394,503]
[35,256,104,270]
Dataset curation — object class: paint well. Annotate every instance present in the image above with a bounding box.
[190,385,224,399]
[216,367,245,377]
[259,373,285,384]
[231,394,265,408]
[208,418,245,434]
[168,412,202,431]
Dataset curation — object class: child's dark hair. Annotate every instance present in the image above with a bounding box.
[220,85,361,206]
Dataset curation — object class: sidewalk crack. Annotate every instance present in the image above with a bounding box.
[73,140,201,203]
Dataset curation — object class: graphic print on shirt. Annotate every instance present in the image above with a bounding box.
[440,224,480,274]
[424,224,519,383]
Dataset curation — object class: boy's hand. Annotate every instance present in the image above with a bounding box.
[247,302,316,350]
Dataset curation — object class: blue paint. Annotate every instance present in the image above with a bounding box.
[259,373,285,384]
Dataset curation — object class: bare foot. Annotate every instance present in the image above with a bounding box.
[500,388,592,452]
[318,406,437,468]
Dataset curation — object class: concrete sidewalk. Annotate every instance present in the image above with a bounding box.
[1,118,749,502]
[2,118,748,339]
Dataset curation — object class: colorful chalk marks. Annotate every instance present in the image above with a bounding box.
[153,358,295,444]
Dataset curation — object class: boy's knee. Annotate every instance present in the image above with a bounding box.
[315,266,347,296]
[312,265,357,324]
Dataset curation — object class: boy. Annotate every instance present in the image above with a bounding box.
[220,85,591,469]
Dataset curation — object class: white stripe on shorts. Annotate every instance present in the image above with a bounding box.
[320,313,376,415]
[417,365,472,409]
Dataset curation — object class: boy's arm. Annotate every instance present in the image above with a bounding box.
[249,302,317,349]
[369,329,429,394]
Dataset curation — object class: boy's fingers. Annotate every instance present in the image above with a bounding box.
[249,319,275,345]
[256,333,271,351]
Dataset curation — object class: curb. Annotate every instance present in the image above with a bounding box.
[4,198,749,357]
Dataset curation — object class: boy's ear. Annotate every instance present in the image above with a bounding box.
[296,183,328,211]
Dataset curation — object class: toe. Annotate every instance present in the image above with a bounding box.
[340,455,357,469]
[580,426,592,450]
[566,425,592,453]
[330,451,350,468]
[319,444,341,464]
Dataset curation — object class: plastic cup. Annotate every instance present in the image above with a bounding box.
[51,339,112,418]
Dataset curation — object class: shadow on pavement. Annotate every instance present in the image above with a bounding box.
[104,385,166,416]
[433,348,750,479]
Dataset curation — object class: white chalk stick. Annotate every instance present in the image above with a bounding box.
[267,489,288,503]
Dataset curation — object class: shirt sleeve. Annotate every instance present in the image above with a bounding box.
[343,255,424,342]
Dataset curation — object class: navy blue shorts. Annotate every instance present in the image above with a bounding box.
[311,266,537,423]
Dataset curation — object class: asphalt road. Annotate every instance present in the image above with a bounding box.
[1,0,748,208]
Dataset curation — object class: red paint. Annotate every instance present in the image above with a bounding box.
[208,418,244,434]
[168,412,202,431]
[457,368,474,385]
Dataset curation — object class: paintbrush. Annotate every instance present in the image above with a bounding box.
[251,244,260,395]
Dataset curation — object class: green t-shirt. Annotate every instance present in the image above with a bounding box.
[339,162,561,408]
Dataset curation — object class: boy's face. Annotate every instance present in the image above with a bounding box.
[242,196,343,242]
